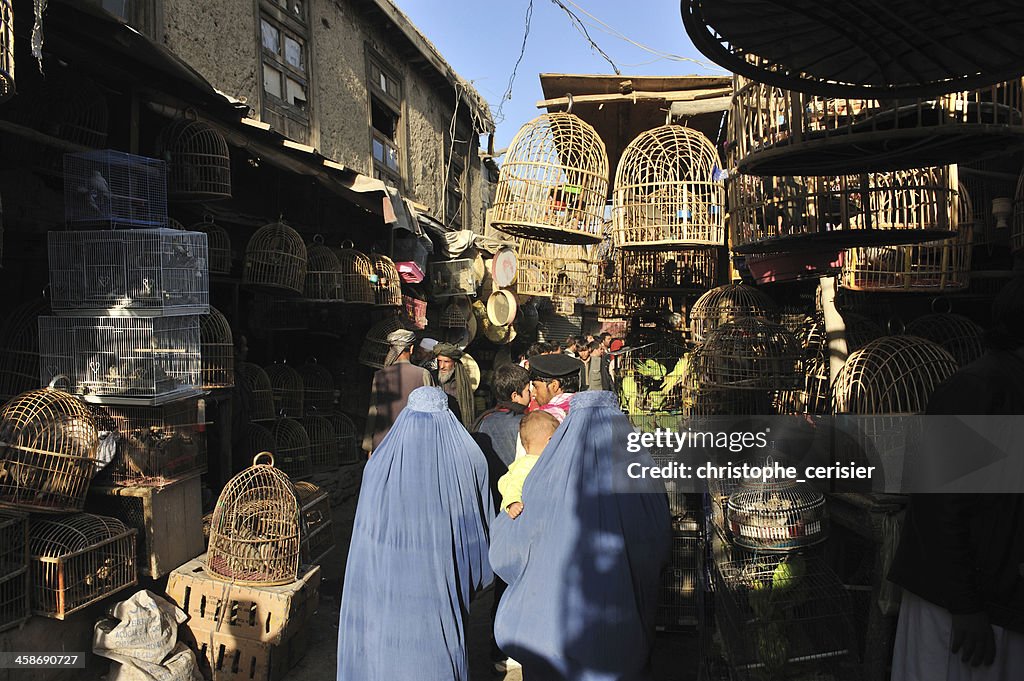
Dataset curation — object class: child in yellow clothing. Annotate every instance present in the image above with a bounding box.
[498,410,559,519]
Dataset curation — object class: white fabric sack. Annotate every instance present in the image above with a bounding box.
[106,643,203,681]
[93,590,187,666]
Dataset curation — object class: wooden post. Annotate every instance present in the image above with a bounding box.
[819,275,849,386]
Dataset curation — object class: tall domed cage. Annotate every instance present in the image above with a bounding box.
[294,481,335,566]
[0,299,47,402]
[270,418,312,481]
[726,478,828,552]
[689,283,777,344]
[515,239,595,298]
[155,117,232,201]
[730,75,1024,177]
[693,317,802,391]
[370,254,402,307]
[264,363,304,418]
[298,361,335,413]
[0,510,29,632]
[304,237,343,302]
[103,398,206,485]
[206,453,302,586]
[799,314,884,415]
[236,423,275,469]
[200,308,234,390]
[189,218,232,276]
[335,245,376,304]
[242,222,307,295]
[438,301,469,328]
[491,112,609,245]
[613,125,725,249]
[0,2,14,103]
[358,317,407,369]
[302,413,337,470]
[905,314,984,367]
[621,247,722,294]
[0,385,99,513]
[236,363,275,423]
[64,151,168,229]
[29,513,137,619]
[326,411,359,465]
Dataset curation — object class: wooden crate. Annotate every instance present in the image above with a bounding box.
[185,619,310,681]
[167,555,320,645]
[88,472,205,579]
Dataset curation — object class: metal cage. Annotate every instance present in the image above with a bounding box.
[242,222,307,295]
[206,452,302,586]
[491,112,609,245]
[371,254,402,307]
[656,534,703,630]
[430,259,478,299]
[189,218,232,276]
[689,283,777,344]
[0,299,46,402]
[302,413,337,470]
[613,125,725,248]
[305,240,343,302]
[335,246,376,304]
[155,117,232,201]
[615,340,690,429]
[298,361,335,413]
[693,317,802,391]
[236,363,276,423]
[439,301,469,328]
[295,481,335,565]
[270,418,312,481]
[64,151,167,228]
[515,239,594,298]
[103,398,207,485]
[905,313,984,367]
[726,478,828,552]
[0,511,29,632]
[359,317,407,369]
[200,307,234,390]
[264,363,304,418]
[326,411,360,465]
[621,247,721,294]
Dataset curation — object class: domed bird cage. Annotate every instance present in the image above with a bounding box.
[358,316,406,369]
[304,237,343,302]
[689,283,777,343]
[613,125,725,248]
[242,222,307,295]
[207,453,302,586]
[29,513,137,619]
[622,247,722,294]
[200,307,234,390]
[729,74,1024,176]
[326,411,359,465]
[0,384,99,513]
[270,418,311,481]
[264,363,304,418]
[0,299,47,402]
[298,361,335,413]
[439,301,469,329]
[238,422,275,466]
[189,218,232,276]
[302,413,337,470]
[155,116,232,201]
[236,363,275,422]
[491,112,609,245]
[335,245,376,304]
[294,481,334,565]
[370,254,402,307]
[693,317,802,391]
[515,239,595,298]
[800,313,885,415]
[905,314,984,368]
[593,247,631,322]
[726,477,828,552]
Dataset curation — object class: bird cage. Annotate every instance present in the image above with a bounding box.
[833,336,959,414]
[302,414,337,470]
[270,418,312,481]
[236,363,276,422]
[200,307,234,390]
[358,317,406,369]
[206,453,302,586]
[515,239,594,298]
[0,511,29,632]
[238,423,275,467]
[622,247,721,294]
[683,381,781,418]
[48,228,210,316]
[0,299,47,402]
[656,534,703,630]
[28,513,137,619]
[694,317,802,391]
[264,363,304,418]
[335,245,376,304]
[615,340,689,429]
[38,315,201,399]
[370,254,402,307]
[304,238,343,302]
[103,398,206,485]
[155,116,232,201]
[242,222,307,295]
[613,125,725,248]
[726,478,828,552]
[800,313,885,415]
[439,301,468,328]
[294,481,334,566]
[298,361,335,412]
[905,313,984,367]
[430,258,478,298]
[491,112,609,245]
[551,296,576,316]
[64,151,168,228]
[190,218,232,276]
[730,75,1024,176]
[326,411,360,465]
[689,283,777,344]
[0,1,10,103]
[591,238,629,321]
[402,295,428,330]
[0,385,98,513]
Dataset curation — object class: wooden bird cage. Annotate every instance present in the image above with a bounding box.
[800,313,885,415]
[833,336,959,414]
[298,361,335,413]
[294,481,334,565]
[29,513,137,619]
[0,385,99,513]
[305,238,343,302]
[189,219,232,276]
[335,246,376,304]
[491,112,609,245]
[326,411,359,465]
[370,254,402,307]
[207,453,302,586]
[242,222,307,295]
[103,398,207,485]
[270,418,312,480]
[236,363,275,422]
[359,317,407,369]
[730,75,1024,176]
[0,510,29,632]
[264,363,304,418]
[727,478,828,551]
[689,283,777,343]
[905,314,985,368]
[0,299,46,403]
[693,317,802,391]
[515,239,594,298]
[622,247,722,294]
[200,307,234,390]
[802,313,884,359]
[155,117,232,201]
[439,301,469,328]
[301,413,337,470]
[613,125,725,248]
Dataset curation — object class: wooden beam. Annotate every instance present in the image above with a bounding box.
[536,88,732,110]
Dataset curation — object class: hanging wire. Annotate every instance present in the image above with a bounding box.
[494,0,534,125]
[548,0,620,75]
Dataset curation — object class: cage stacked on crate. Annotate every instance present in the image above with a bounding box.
[295,481,335,565]
[0,511,29,632]
[102,397,207,485]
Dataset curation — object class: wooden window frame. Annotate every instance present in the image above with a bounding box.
[366,47,405,190]
[258,0,314,145]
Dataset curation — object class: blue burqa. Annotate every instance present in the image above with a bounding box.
[337,386,492,681]
[490,391,671,681]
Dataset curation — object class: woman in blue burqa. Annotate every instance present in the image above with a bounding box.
[490,390,672,680]
[337,386,493,681]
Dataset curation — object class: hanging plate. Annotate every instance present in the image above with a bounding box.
[492,247,519,287]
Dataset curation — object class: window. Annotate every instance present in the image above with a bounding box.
[367,53,403,189]
[260,2,311,144]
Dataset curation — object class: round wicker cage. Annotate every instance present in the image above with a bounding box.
[304,240,343,302]
[803,313,885,359]
[236,363,276,422]
[370,254,402,307]
[515,239,595,298]
[832,336,959,414]
[326,411,360,465]
[156,117,232,201]
[491,112,609,245]
[0,2,11,104]
[302,413,337,470]
[439,302,469,328]
[238,422,275,465]
[298,361,335,413]
[693,317,802,391]
[189,218,232,276]
[200,307,234,390]
[0,385,98,513]
[207,453,302,586]
[613,125,725,248]
[621,247,721,294]
[726,477,828,552]
[689,283,777,344]
[358,317,407,369]
[905,314,984,368]
[264,363,304,418]
[335,247,376,304]
[0,299,47,402]
[270,419,311,480]
[243,222,307,295]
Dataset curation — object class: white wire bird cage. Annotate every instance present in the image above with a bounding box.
[0,510,29,632]
[799,313,885,415]
[242,222,307,295]
[693,317,802,391]
[726,477,828,552]
[613,125,725,248]
[298,361,335,413]
[295,481,335,565]
[905,313,984,367]
[689,283,777,343]
[371,254,402,307]
[48,228,210,316]
[326,411,360,465]
[236,363,276,423]
[622,247,722,294]
[189,218,232,276]
[430,259,478,299]
[0,1,13,103]
[515,239,594,298]
[207,453,302,586]
[38,316,201,400]
[0,299,46,403]
[264,362,304,418]
[302,413,337,471]
[200,307,234,390]
[335,245,376,304]
[155,116,232,201]
[103,398,206,485]
[64,151,167,229]
[270,418,312,481]
[29,513,137,619]
[359,317,408,369]
[491,112,609,245]
[304,238,343,302]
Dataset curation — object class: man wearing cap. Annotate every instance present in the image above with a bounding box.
[434,342,476,428]
[413,337,439,372]
[528,353,581,423]
[362,329,435,455]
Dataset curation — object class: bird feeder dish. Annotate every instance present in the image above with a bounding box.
[514,239,594,298]
[905,314,984,369]
[64,151,167,229]
[242,222,307,295]
[694,317,802,391]
[358,317,407,369]
[335,246,376,304]
[370,254,402,307]
[304,241,343,302]
[302,414,337,471]
[326,411,360,465]
[298,362,335,413]
[200,307,234,390]
[155,117,232,201]
[236,363,276,423]
[264,363,304,418]
[621,247,721,294]
[727,478,828,551]
[190,219,232,276]
[689,283,777,344]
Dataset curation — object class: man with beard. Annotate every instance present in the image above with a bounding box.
[362,329,434,456]
[434,342,475,428]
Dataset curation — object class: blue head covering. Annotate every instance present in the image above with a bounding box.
[338,386,492,681]
[489,391,671,681]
